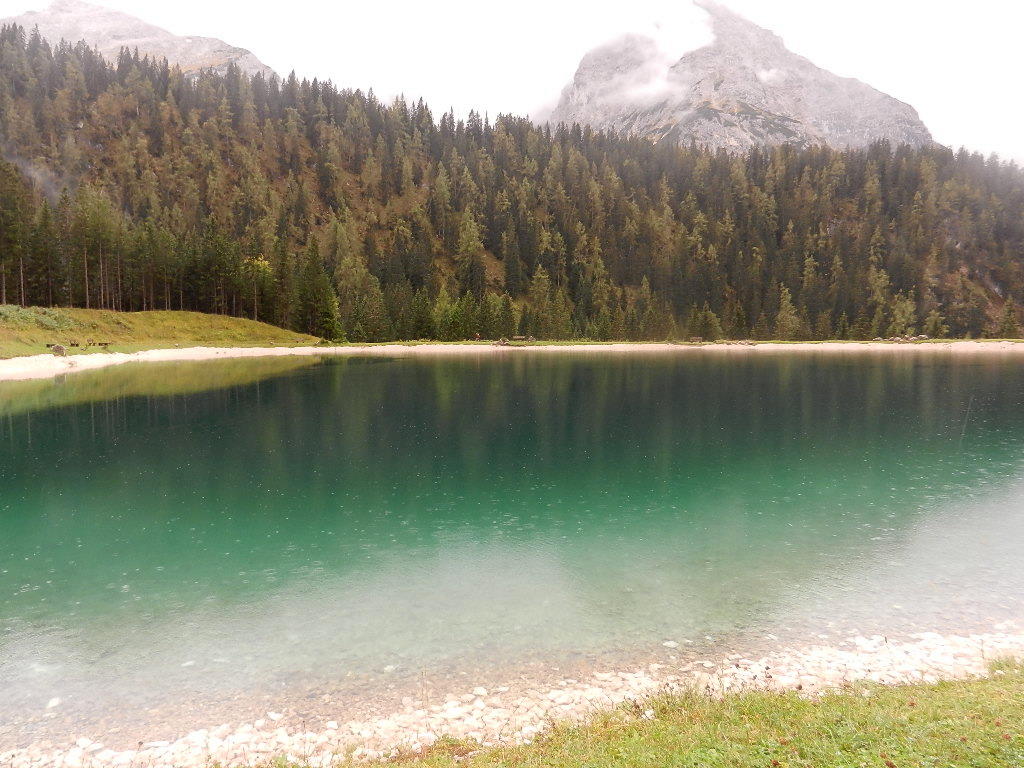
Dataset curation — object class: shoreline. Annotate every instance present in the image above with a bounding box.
[3,339,1024,383]
[3,624,1021,767]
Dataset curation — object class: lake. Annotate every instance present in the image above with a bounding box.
[2,350,1023,746]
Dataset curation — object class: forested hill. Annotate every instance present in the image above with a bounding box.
[2,24,1024,341]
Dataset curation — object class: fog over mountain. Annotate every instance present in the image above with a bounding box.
[549,0,933,152]
[2,0,275,77]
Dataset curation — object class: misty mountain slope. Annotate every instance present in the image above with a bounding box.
[549,1,932,151]
[2,0,275,78]
[2,17,1023,344]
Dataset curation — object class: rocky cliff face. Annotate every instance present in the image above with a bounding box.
[549,1,932,151]
[3,0,276,78]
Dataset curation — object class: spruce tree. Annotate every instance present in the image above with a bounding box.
[410,288,435,339]
[923,309,949,339]
[431,286,456,341]
[995,299,1020,338]
[455,209,486,298]
[526,265,553,338]
[886,292,917,337]
[298,240,341,339]
[335,248,389,341]
[497,294,517,339]
[773,285,802,340]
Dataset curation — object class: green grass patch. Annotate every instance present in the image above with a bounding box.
[0,306,317,359]
[3,306,1022,361]
[334,664,1024,768]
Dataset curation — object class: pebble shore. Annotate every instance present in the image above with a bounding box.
[5,340,1024,382]
[3,625,1022,768]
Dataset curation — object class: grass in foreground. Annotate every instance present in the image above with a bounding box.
[0,306,317,359]
[284,663,1024,767]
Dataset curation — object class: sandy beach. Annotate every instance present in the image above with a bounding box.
[3,340,1024,383]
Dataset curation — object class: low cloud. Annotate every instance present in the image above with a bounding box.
[550,3,714,123]
[1,148,71,203]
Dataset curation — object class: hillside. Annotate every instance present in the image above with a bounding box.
[2,0,275,78]
[0,306,315,358]
[1,23,1023,342]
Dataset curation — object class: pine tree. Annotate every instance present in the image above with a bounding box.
[886,292,917,337]
[751,313,771,341]
[923,309,949,339]
[451,292,479,339]
[28,201,60,306]
[0,161,29,306]
[335,247,389,341]
[432,286,456,341]
[497,294,517,339]
[526,265,553,338]
[699,303,724,341]
[455,208,486,298]
[478,293,502,339]
[773,285,801,340]
[995,299,1020,338]
[323,208,361,275]
[297,239,341,339]
[686,302,723,341]
[834,312,850,340]
[241,256,273,321]
[271,242,298,329]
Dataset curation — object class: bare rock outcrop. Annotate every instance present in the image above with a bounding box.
[549,1,932,152]
[3,0,276,78]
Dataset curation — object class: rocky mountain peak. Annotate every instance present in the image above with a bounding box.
[549,1,932,152]
[697,0,784,51]
[2,0,276,79]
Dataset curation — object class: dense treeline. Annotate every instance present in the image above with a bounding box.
[2,24,1024,341]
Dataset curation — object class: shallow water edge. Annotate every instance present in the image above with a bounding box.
[3,623,1022,768]
[5,339,1024,382]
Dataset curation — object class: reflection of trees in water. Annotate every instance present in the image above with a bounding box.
[3,353,1024,635]
[0,356,322,419]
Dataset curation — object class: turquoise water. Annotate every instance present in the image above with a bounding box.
[2,351,1024,742]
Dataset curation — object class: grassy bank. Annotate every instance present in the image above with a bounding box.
[0,306,316,358]
[4,306,1023,362]
[363,664,1024,768]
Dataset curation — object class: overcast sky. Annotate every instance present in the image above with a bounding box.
[2,0,1022,163]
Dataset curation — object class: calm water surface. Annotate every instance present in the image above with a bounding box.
[1,351,1023,742]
